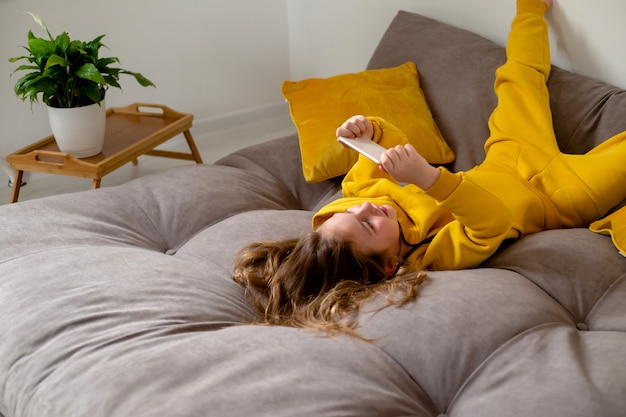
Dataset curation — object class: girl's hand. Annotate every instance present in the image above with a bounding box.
[380,144,441,190]
[336,115,374,140]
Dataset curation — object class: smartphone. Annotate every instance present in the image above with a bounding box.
[338,135,386,164]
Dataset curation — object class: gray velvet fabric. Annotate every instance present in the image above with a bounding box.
[1,10,625,417]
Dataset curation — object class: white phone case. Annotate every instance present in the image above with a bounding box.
[338,135,386,164]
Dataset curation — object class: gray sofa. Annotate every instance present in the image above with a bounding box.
[1,10,625,417]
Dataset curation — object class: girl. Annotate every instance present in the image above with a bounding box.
[233,0,626,334]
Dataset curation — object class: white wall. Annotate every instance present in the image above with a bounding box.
[0,0,290,163]
[287,0,626,91]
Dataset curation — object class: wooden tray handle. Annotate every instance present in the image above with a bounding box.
[112,103,187,118]
[20,150,91,170]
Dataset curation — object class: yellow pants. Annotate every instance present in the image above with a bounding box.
[482,0,626,228]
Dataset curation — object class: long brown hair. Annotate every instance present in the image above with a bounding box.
[232,231,427,337]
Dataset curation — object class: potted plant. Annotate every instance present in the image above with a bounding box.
[9,12,155,157]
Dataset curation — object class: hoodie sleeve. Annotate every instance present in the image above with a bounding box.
[418,169,517,270]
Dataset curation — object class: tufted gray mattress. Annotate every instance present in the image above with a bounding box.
[1,10,626,417]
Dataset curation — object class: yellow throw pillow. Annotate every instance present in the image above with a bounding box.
[282,62,455,183]
[589,206,626,257]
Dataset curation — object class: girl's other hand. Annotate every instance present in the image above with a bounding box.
[380,144,441,190]
[336,115,374,140]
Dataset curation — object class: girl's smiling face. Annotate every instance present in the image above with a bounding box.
[317,202,401,258]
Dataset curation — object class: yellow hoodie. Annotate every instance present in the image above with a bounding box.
[313,118,562,270]
[313,0,626,270]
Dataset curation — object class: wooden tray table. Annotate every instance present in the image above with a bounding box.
[7,103,202,203]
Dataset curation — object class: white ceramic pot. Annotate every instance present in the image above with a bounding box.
[47,101,106,158]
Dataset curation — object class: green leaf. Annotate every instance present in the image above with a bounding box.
[31,78,58,96]
[8,55,30,63]
[13,73,38,95]
[103,75,121,89]
[121,71,156,87]
[10,64,39,72]
[96,57,119,67]
[28,37,55,56]
[82,83,103,105]
[76,63,106,84]
[84,34,106,53]
[55,32,71,53]
[67,40,84,56]
[44,54,70,71]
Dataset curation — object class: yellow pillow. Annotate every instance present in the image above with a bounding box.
[282,62,455,183]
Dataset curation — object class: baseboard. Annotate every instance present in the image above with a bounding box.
[192,100,292,138]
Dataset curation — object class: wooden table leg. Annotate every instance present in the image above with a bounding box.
[183,130,203,164]
[92,178,101,189]
[9,170,24,203]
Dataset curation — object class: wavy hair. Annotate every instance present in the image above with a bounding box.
[232,230,427,337]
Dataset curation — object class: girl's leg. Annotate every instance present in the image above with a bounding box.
[483,0,626,227]
[483,0,555,178]
[499,0,626,226]
[533,132,626,227]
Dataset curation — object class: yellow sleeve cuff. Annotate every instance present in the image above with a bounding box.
[425,168,462,201]
[589,206,626,257]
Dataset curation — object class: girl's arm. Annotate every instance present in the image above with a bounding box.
[420,170,516,270]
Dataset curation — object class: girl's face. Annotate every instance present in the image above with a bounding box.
[318,202,401,258]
